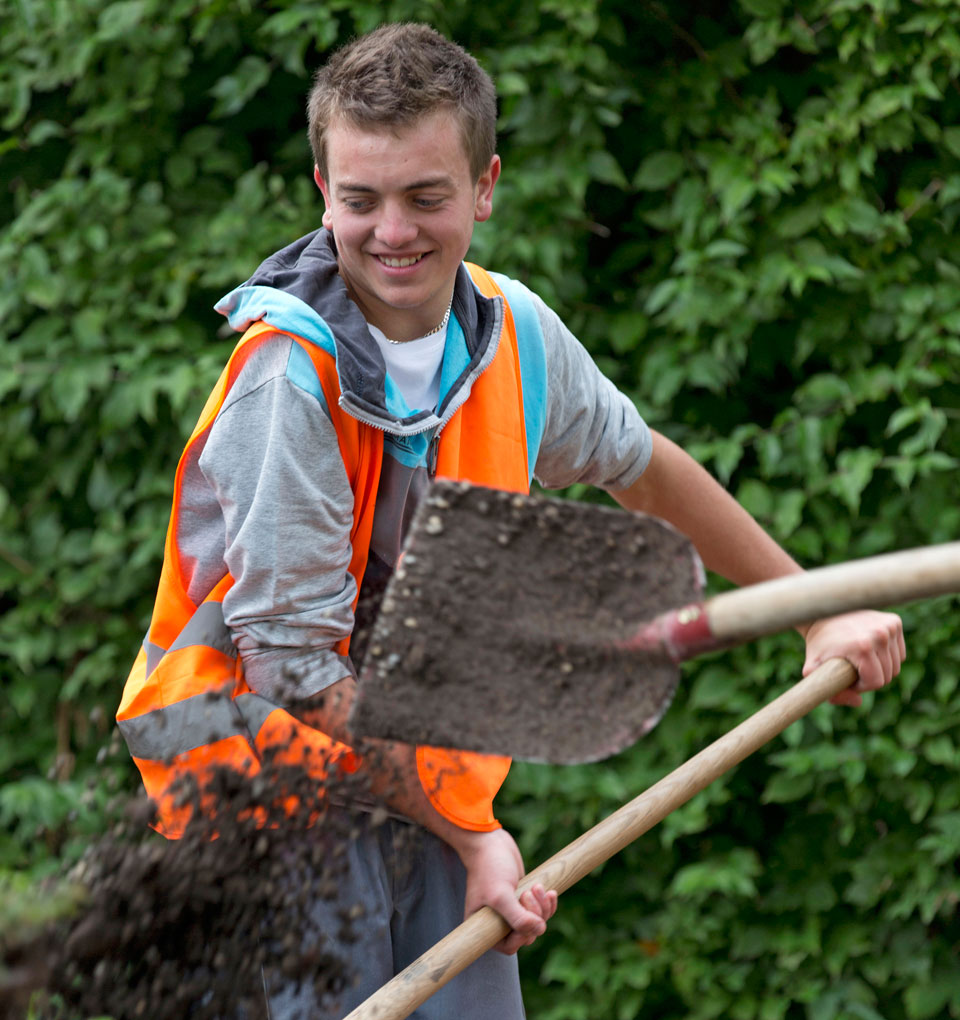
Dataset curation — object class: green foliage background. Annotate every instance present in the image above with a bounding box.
[2,0,959,1016]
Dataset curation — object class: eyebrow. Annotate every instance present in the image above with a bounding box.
[336,176,456,195]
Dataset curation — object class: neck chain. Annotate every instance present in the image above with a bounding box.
[381,303,452,345]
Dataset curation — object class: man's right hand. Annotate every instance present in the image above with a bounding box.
[454,827,558,955]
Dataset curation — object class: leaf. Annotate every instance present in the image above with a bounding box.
[644,279,678,315]
[762,770,816,804]
[941,126,960,160]
[737,478,774,519]
[51,362,111,423]
[775,204,823,239]
[669,849,762,899]
[210,56,272,118]
[26,120,67,145]
[719,178,756,221]
[922,736,956,767]
[904,968,960,1019]
[586,150,628,188]
[633,151,685,190]
[771,489,806,538]
[703,239,748,259]
[18,243,63,310]
[86,460,121,512]
[713,437,746,484]
[96,0,148,41]
[796,374,852,413]
[608,311,648,354]
[496,71,529,96]
[886,404,923,437]
[829,448,883,513]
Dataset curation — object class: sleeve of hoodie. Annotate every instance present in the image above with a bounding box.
[526,288,653,490]
[188,338,358,704]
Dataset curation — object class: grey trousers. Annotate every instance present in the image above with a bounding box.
[264,810,526,1020]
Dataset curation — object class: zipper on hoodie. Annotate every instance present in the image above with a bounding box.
[426,433,440,478]
[336,395,448,478]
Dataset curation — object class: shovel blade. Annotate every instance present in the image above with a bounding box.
[350,481,703,763]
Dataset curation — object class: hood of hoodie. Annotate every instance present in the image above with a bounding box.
[214,228,504,435]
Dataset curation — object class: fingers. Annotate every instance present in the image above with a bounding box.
[852,624,905,693]
[493,911,542,955]
[493,884,558,955]
[805,610,905,707]
[853,649,886,692]
[497,892,546,937]
[497,930,537,954]
[829,687,863,708]
[485,887,542,955]
[520,883,558,925]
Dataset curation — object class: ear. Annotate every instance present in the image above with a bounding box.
[473,155,501,223]
[314,165,334,230]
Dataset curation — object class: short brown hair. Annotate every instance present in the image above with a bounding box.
[307,23,497,182]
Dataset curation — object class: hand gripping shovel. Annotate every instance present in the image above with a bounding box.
[350,480,960,762]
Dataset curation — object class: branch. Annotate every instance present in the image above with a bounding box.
[903,178,943,223]
[642,1,744,109]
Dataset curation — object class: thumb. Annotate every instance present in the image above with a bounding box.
[802,650,822,678]
[485,884,542,935]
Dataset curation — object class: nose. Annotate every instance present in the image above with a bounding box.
[374,201,418,248]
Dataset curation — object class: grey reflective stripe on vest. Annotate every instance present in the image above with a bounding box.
[144,639,167,678]
[169,600,237,659]
[142,601,236,680]
[117,690,279,761]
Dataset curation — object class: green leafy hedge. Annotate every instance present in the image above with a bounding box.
[2,0,958,1016]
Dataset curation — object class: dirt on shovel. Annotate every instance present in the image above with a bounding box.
[351,482,703,763]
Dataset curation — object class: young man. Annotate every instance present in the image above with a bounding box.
[118,22,904,1018]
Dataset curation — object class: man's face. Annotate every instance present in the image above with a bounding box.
[315,110,500,341]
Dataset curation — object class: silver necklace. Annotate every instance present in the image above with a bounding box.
[381,303,452,345]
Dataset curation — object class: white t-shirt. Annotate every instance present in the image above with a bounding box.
[368,323,448,412]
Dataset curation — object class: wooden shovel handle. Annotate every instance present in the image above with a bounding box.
[632,543,960,661]
[707,542,960,644]
[342,657,857,1020]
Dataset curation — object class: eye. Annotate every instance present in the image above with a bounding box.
[414,196,444,209]
[343,197,373,212]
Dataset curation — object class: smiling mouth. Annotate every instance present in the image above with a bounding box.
[376,254,425,268]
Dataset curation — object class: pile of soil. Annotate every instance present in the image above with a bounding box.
[3,742,400,1020]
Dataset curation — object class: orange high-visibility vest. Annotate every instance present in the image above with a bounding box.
[118,264,533,838]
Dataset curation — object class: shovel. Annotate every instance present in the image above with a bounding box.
[350,480,960,762]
